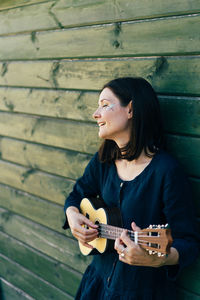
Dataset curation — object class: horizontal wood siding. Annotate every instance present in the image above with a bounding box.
[0,0,199,298]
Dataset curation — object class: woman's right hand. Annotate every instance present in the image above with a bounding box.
[66,206,99,249]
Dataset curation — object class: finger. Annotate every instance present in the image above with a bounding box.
[131,221,141,231]
[120,230,135,248]
[81,216,98,229]
[114,238,126,254]
[79,241,94,249]
[74,227,98,240]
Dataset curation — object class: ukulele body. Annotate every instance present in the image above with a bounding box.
[79,197,122,255]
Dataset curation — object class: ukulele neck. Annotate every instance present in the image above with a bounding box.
[99,223,137,242]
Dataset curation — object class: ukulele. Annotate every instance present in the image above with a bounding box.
[79,197,173,256]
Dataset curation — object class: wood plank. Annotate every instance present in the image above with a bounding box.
[0,254,73,300]
[0,207,91,272]
[1,56,200,96]
[0,159,74,205]
[0,2,57,36]
[0,231,81,296]
[0,183,66,233]
[0,88,97,122]
[160,96,200,136]
[0,112,100,154]
[0,88,199,136]
[0,277,34,300]
[0,14,199,60]
[0,137,91,179]
[166,135,200,178]
[1,0,200,35]
[0,0,50,11]
[51,0,200,28]
[190,178,200,217]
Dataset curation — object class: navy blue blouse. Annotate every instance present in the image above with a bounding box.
[63,150,199,300]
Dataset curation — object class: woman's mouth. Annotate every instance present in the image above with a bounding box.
[98,122,106,127]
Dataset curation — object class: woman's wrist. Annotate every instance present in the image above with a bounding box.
[66,206,79,218]
[162,247,179,266]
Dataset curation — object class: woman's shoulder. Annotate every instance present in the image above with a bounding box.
[154,149,183,175]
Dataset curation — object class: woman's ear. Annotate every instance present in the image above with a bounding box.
[127,100,133,119]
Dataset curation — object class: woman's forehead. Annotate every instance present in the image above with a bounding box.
[99,88,119,102]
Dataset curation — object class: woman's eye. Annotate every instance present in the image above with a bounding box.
[103,104,108,108]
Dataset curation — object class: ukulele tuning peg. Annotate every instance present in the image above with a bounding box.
[148,225,152,229]
[148,250,153,255]
[157,252,162,257]
[165,223,169,228]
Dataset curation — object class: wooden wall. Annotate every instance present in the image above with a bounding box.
[0,0,199,299]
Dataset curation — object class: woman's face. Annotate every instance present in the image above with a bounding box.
[93,88,132,146]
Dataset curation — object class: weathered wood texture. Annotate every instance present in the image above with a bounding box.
[0,0,199,299]
[0,14,200,60]
[0,0,200,35]
[1,56,200,95]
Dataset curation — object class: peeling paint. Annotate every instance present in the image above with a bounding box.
[147,56,169,80]
[3,97,14,111]
[21,168,37,184]
[50,62,60,88]
[114,22,122,36]
[1,62,8,77]
[49,1,64,29]
[31,118,43,136]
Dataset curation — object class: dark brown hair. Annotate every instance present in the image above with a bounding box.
[98,77,164,163]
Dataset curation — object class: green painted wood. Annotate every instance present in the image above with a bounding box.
[0,88,199,135]
[0,0,50,10]
[0,112,100,154]
[177,288,200,300]
[190,178,200,217]
[51,0,200,28]
[0,14,199,60]
[0,2,57,36]
[160,96,200,136]
[0,207,91,272]
[0,88,97,122]
[1,56,200,96]
[166,135,200,178]
[0,183,66,233]
[0,254,73,300]
[0,0,200,35]
[0,159,74,205]
[0,231,81,296]
[0,277,34,300]
[0,137,91,179]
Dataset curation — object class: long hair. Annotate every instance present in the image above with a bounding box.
[98,77,164,163]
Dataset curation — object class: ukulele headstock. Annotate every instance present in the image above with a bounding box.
[140,224,173,256]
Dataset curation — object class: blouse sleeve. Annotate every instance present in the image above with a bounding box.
[63,152,101,229]
[162,165,200,280]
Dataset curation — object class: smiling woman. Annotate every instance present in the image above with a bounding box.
[93,87,132,144]
[63,77,199,300]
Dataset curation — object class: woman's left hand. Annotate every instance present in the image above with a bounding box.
[114,221,166,267]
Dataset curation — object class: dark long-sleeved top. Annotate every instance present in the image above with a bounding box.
[63,150,199,300]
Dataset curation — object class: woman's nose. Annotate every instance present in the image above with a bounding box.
[93,108,101,119]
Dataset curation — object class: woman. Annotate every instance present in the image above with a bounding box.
[63,77,199,299]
